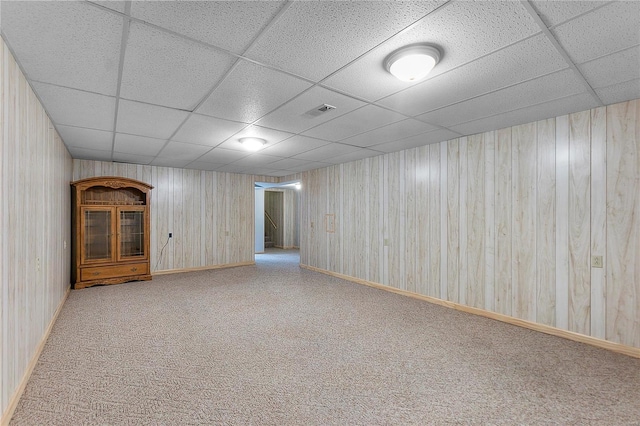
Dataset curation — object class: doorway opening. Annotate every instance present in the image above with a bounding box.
[255,181,300,261]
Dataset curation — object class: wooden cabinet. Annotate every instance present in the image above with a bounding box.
[71,177,153,289]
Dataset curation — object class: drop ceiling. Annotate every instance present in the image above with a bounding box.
[1,1,639,177]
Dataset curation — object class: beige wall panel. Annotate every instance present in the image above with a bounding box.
[568,110,591,335]
[1,38,72,419]
[495,128,512,316]
[428,144,441,299]
[536,118,556,327]
[484,132,496,311]
[555,115,570,330]
[327,165,342,273]
[405,149,418,293]
[606,100,640,347]
[590,107,607,339]
[416,145,431,296]
[466,134,485,309]
[512,122,537,321]
[387,151,405,290]
[447,139,460,303]
[367,157,383,284]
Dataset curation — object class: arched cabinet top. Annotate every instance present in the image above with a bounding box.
[71,176,153,192]
[71,176,153,206]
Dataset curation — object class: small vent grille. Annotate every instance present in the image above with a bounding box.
[303,104,337,117]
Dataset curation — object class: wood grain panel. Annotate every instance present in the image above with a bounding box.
[606,99,640,346]
[555,115,570,331]
[484,132,495,311]
[459,137,468,306]
[405,149,418,293]
[428,143,440,298]
[387,152,405,290]
[568,110,591,335]
[590,107,607,339]
[512,122,537,321]
[415,145,430,296]
[495,128,512,315]
[536,118,556,326]
[447,139,460,303]
[466,134,484,309]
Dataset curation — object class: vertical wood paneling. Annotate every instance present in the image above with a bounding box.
[405,149,417,293]
[1,38,72,420]
[536,118,556,326]
[459,137,468,306]
[590,107,607,339]
[428,144,440,299]
[496,128,513,316]
[568,110,591,335]
[484,132,495,312]
[388,152,405,290]
[415,146,430,296]
[555,115,570,330]
[447,139,460,303]
[606,100,640,346]
[440,141,448,300]
[512,123,537,321]
[466,134,484,309]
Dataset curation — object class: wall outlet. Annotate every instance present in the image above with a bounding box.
[36,257,41,271]
[591,255,603,268]
[169,232,172,238]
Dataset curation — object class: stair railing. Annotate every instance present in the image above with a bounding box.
[264,210,278,230]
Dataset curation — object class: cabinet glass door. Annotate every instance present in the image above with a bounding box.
[118,207,146,260]
[82,208,114,262]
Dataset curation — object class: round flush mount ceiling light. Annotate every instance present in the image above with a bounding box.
[240,137,266,152]
[384,44,441,82]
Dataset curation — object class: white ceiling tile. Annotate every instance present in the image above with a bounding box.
[530,1,609,27]
[1,1,122,95]
[66,146,113,162]
[379,34,569,116]
[595,79,640,106]
[120,22,235,110]
[215,164,249,174]
[323,148,382,165]
[216,125,294,152]
[292,143,360,162]
[57,125,113,151]
[303,105,406,142]
[130,1,285,54]
[259,170,293,178]
[172,114,246,146]
[112,152,155,165]
[198,148,248,164]
[416,69,587,127]
[246,168,282,176]
[323,1,540,102]
[157,142,212,161]
[116,99,189,139]
[338,119,437,148]
[89,1,126,14]
[113,134,166,157]
[245,1,443,81]
[32,82,115,131]
[579,45,640,89]
[196,60,312,123]
[229,154,282,168]
[259,136,331,158]
[286,161,332,173]
[450,93,600,136]
[266,158,314,170]
[186,161,225,171]
[150,158,191,169]
[256,86,366,133]
[552,1,640,64]
[371,129,460,153]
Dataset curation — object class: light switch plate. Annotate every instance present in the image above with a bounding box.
[591,255,603,268]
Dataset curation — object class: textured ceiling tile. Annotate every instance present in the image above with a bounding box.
[57,125,114,150]
[245,1,443,81]
[215,125,294,152]
[416,69,587,128]
[32,82,115,131]
[552,1,640,64]
[286,161,332,173]
[156,141,212,161]
[112,152,155,165]
[66,146,113,162]
[1,1,122,95]
[256,86,366,133]
[450,93,600,136]
[116,99,189,139]
[322,148,382,165]
[113,133,167,156]
[266,158,315,170]
[260,135,331,158]
[378,34,568,116]
[595,79,640,106]
[579,46,640,89]
[338,119,437,148]
[324,1,540,101]
[196,60,312,123]
[89,1,126,14]
[292,143,360,162]
[303,105,406,142]
[198,148,248,164]
[120,22,235,110]
[215,164,249,173]
[371,129,460,153]
[150,158,191,168]
[186,161,226,171]
[230,154,282,168]
[172,114,246,146]
[530,0,609,27]
[130,1,285,53]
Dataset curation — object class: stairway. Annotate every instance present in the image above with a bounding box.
[264,234,274,248]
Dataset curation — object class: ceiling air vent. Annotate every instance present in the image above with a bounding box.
[303,104,336,118]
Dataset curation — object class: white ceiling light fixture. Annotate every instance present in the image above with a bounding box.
[385,44,441,82]
[239,137,266,152]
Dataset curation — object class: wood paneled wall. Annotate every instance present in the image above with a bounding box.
[1,38,72,422]
[300,99,640,350]
[73,161,255,272]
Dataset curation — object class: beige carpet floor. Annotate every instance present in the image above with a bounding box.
[10,249,640,425]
